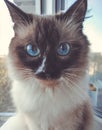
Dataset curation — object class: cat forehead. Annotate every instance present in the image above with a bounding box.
[14,15,79,44]
[15,17,60,39]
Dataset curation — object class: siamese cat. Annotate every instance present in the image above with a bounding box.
[1,0,94,130]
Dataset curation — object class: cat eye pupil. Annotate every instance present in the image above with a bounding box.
[57,43,70,56]
[26,44,40,57]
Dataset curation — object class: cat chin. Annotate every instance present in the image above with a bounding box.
[11,74,89,112]
[36,79,59,88]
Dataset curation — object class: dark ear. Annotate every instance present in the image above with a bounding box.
[56,0,87,23]
[4,0,33,24]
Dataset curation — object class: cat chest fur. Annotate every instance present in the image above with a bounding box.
[11,77,90,130]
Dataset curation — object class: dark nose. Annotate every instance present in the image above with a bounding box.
[35,70,60,80]
[34,57,60,80]
[35,72,51,80]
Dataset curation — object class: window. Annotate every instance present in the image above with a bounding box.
[0,0,102,127]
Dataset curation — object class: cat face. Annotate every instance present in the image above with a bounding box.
[5,0,89,83]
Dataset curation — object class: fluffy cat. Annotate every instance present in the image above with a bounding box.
[1,0,94,130]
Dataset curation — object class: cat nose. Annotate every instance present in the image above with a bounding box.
[34,57,52,79]
[35,57,46,75]
[35,72,51,80]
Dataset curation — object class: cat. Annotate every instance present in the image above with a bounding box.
[1,0,94,130]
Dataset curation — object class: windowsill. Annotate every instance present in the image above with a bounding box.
[94,115,102,130]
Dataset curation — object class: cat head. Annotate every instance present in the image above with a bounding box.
[5,0,89,85]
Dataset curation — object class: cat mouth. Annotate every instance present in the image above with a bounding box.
[35,72,60,87]
[35,71,60,80]
[39,79,59,87]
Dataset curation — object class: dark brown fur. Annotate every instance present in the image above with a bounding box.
[8,12,89,81]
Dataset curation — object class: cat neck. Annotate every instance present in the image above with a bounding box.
[11,74,89,130]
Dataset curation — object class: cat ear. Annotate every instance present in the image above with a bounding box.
[57,0,87,23]
[4,0,33,24]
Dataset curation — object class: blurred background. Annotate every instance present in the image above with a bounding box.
[0,0,102,128]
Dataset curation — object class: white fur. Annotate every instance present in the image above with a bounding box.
[35,57,46,74]
[1,73,90,130]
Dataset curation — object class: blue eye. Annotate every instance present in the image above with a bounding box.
[26,44,40,57]
[57,42,70,56]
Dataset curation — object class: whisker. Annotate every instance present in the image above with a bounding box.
[62,77,87,100]
[64,68,86,72]
[64,73,82,80]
